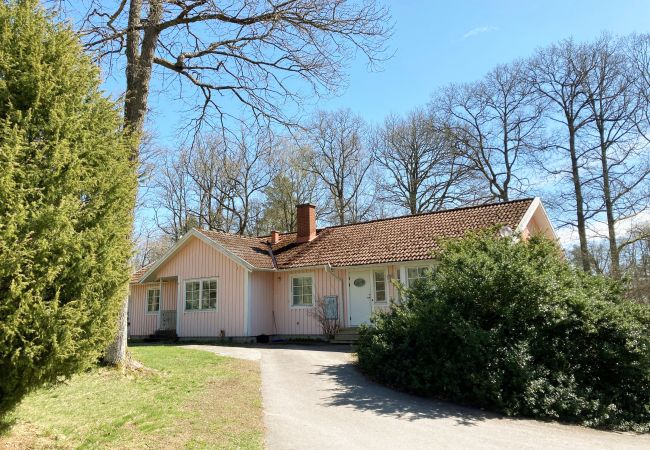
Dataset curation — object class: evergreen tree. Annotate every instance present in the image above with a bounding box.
[0,0,135,414]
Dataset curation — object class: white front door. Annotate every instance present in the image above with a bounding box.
[349,270,373,326]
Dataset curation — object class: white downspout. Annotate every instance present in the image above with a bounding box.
[243,269,251,337]
[176,278,182,337]
[158,278,163,330]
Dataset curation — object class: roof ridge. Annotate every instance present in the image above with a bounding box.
[257,231,295,239]
[198,228,262,240]
[198,198,536,239]
[138,198,540,275]
[320,198,536,231]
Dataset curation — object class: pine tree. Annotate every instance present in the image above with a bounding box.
[0,0,135,415]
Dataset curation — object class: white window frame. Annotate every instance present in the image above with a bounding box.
[396,262,436,288]
[406,266,430,287]
[289,273,315,309]
[372,268,388,304]
[184,278,218,312]
[145,287,160,315]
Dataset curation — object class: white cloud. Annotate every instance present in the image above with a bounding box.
[462,26,499,39]
[554,210,650,248]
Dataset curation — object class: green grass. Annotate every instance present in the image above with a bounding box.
[0,346,264,449]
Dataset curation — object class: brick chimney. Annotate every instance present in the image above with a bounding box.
[270,230,280,245]
[296,204,316,243]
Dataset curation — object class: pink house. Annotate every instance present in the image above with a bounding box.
[127,198,556,340]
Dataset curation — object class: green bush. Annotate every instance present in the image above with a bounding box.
[357,233,650,431]
[0,1,135,415]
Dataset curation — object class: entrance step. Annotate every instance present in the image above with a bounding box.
[144,329,178,342]
[331,327,360,345]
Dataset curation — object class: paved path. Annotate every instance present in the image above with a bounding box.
[182,344,262,361]
[184,345,650,450]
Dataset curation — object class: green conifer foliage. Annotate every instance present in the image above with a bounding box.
[0,0,135,414]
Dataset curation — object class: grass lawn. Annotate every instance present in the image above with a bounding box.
[0,345,264,449]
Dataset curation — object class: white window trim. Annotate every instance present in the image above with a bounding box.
[289,273,315,309]
[183,277,218,313]
[145,287,161,315]
[394,261,437,290]
[403,263,435,288]
[372,268,389,304]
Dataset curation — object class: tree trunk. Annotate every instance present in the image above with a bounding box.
[104,0,163,366]
[598,130,620,278]
[337,191,345,225]
[408,188,417,215]
[104,293,129,366]
[123,0,162,144]
[568,125,591,272]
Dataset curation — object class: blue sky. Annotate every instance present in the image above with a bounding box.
[319,0,650,123]
[113,0,649,242]
[122,0,650,145]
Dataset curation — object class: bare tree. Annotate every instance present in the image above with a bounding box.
[628,33,650,144]
[133,226,173,268]
[527,39,598,272]
[262,144,320,232]
[372,108,467,214]
[581,35,650,278]
[70,0,390,364]
[306,109,374,225]
[621,222,650,304]
[167,130,274,235]
[346,163,379,223]
[184,136,236,231]
[153,150,197,240]
[436,61,543,203]
[568,241,611,275]
[224,128,274,234]
[75,0,391,145]
[309,297,341,338]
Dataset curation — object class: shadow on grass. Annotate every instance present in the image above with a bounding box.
[0,417,16,436]
[312,362,494,426]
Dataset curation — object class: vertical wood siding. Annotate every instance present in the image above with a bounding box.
[522,207,555,240]
[250,271,274,335]
[127,233,414,338]
[162,281,177,310]
[128,283,158,337]
[154,236,245,337]
[128,281,178,337]
[272,267,348,335]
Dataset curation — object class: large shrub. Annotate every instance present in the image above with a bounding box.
[357,233,650,431]
[0,1,135,415]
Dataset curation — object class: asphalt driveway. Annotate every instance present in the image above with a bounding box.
[184,344,650,450]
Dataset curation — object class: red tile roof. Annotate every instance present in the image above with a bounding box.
[196,229,276,269]
[197,198,535,270]
[130,264,153,283]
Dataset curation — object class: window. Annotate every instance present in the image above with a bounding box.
[407,266,430,287]
[201,279,217,310]
[291,275,314,307]
[146,287,160,313]
[373,270,386,303]
[185,281,200,310]
[185,278,217,311]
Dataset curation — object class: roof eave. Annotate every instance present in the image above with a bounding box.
[137,229,256,283]
[515,197,558,240]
